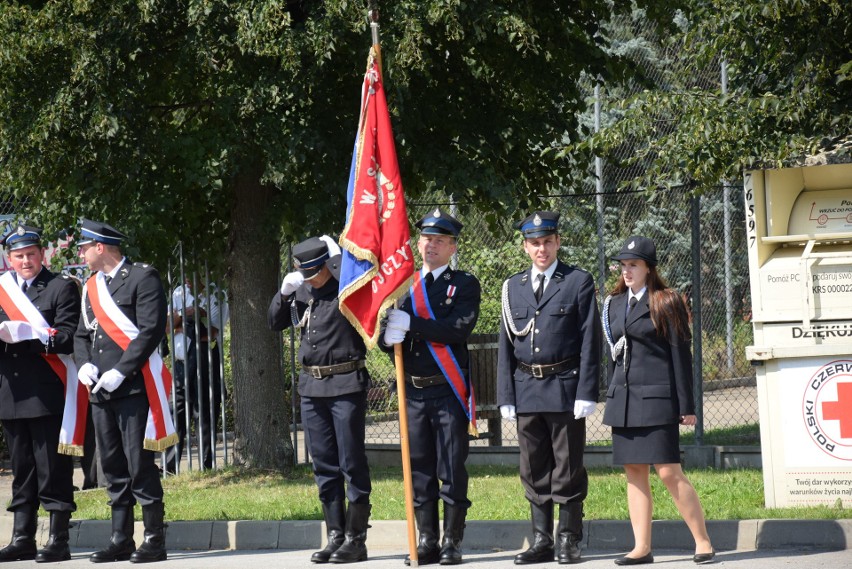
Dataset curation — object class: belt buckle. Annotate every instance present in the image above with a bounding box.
[410,376,425,388]
[310,367,324,379]
[531,365,544,378]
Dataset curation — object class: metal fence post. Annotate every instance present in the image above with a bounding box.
[691,193,704,445]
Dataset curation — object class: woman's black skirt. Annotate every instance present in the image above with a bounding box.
[611,423,680,465]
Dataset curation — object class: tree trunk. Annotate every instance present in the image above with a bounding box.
[227,166,293,471]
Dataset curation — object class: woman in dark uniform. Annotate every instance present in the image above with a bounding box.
[601,236,714,566]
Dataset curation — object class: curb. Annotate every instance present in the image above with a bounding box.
[11,518,852,552]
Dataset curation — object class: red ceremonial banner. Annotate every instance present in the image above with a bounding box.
[339,47,414,348]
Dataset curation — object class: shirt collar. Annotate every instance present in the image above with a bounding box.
[531,260,558,283]
[15,272,37,288]
[104,257,127,280]
[423,264,449,281]
[629,286,647,302]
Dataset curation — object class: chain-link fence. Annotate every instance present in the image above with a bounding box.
[282,185,757,457]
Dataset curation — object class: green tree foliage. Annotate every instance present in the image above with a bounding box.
[583,0,852,191]
[0,0,678,468]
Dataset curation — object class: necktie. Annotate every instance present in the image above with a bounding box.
[104,275,112,285]
[21,281,28,294]
[424,272,434,289]
[534,274,545,303]
[626,296,638,320]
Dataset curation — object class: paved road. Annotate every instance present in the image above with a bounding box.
[0,547,849,568]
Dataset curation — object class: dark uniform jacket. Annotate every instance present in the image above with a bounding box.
[268,274,369,398]
[497,261,601,414]
[74,260,167,403]
[0,268,80,420]
[381,267,480,381]
[601,291,695,428]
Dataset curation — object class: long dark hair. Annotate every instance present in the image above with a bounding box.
[611,264,691,342]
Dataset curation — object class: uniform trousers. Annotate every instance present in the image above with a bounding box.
[302,391,371,504]
[406,384,471,509]
[2,415,75,512]
[517,412,588,506]
[92,393,164,507]
[81,405,101,489]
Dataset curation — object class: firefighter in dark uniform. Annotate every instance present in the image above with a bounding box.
[268,236,372,564]
[496,211,601,565]
[0,225,79,563]
[74,219,169,564]
[381,208,481,566]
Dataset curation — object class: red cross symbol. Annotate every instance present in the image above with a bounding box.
[822,382,852,439]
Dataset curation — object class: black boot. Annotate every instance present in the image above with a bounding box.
[328,502,370,563]
[439,504,466,565]
[405,501,440,566]
[556,503,583,564]
[514,501,554,565]
[0,505,37,562]
[312,501,346,563]
[90,506,136,563]
[129,503,167,563]
[35,510,71,563]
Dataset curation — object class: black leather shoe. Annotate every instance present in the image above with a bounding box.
[405,545,441,566]
[90,539,136,563]
[614,552,654,565]
[514,501,555,565]
[0,540,37,562]
[693,550,715,564]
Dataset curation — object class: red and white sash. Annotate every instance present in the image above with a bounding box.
[84,273,177,451]
[0,272,87,456]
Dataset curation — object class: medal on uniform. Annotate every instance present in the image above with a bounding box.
[446,285,456,305]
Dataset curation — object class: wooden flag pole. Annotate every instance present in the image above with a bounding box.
[394,342,419,566]
[370,6,417,564]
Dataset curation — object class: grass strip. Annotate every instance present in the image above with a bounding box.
[70,466,849,521]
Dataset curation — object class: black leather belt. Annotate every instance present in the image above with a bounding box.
[518,357,580,378]
[303,360,366,379]
[405,373,447,388]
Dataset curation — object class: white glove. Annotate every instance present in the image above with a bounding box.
[319,235,342,257]
[500,404,517,420]
[92,369,126,394]
[77,363,100,387]
[383,326,407,346]
[386,309,411,332]
[0,321,52,344]
[574,399,597,419]
[280,272,305,296]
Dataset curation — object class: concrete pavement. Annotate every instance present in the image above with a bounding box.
[0,548,851,568]
[11,517,846,552]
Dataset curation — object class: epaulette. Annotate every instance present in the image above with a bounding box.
[568,265,592,277]
[133,262,153,269]
[61,274,71,280]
